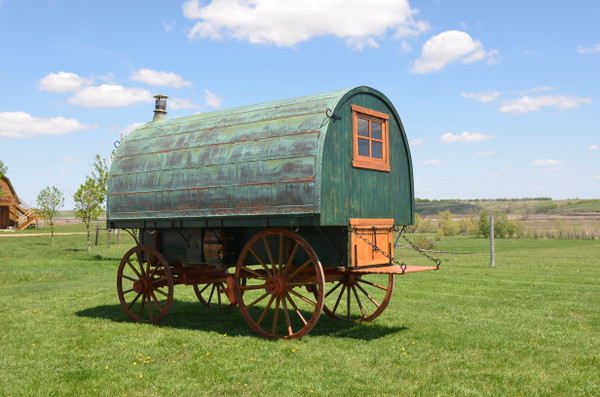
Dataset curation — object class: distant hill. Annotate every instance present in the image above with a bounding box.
[415,199,600,217]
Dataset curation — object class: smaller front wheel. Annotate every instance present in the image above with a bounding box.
[117,245,173,323]
[322,273,394,322]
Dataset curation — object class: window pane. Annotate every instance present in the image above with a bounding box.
[358,138,370,156]
[357,118,369,137]
[372,141,383,159]
[371,122,382,140]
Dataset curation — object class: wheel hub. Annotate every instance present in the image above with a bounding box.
[265,276,287,296]
[133,279,147,293]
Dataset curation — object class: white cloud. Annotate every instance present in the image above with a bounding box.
[204,89,223,108]
[422,159,444,165]
[131,69,192,88]
[59,158,79,163]
[163,20,176,33]
[183,0,429,49]
[476,151,495,157]
[169,97,200,110]
[519,86,554,95]
[440,132,493,144]
[0,111,95,138]
[530,159,566,166]
[589,144,599,150]
[461,91,500,103]
[410,30,498,74]
[68,84,153,107]
[577,43,600,54]
[409,138,424,146]
[39,72,93,93]
[499,94,592,115]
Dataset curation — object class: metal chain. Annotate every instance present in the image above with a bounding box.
[396,226,441,268]
[350,227,408,273]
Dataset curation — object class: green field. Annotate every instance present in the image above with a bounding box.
[1,225,599,396]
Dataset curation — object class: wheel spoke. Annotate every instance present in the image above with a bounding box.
[240,264,266,279]
[127,291,142,309]
[247,291,271,309]
[286,259,312,280]
[285,292,307,326]
[238,283,267,291]
[281,297,293,336]
[351,285,367,318]
[256,295,276,326]
[355,277,388,291]
[288,288,319,308]
[126,260,143,279]
[272,298,281,335]
[262,237,276,273]
[331,284,347,314]
[355,280,382,307]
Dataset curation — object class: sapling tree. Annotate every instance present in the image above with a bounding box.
[36,186,64,246]
[74,155,109,252]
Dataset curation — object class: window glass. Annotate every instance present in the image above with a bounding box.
[371,122,382,140]
[357,118,369,137]
[358,138,370,157]
[371,141,383,159]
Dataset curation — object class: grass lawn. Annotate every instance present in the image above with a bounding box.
[1,227,599,396]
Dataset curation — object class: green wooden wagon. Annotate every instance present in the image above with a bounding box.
[107,86,438,339]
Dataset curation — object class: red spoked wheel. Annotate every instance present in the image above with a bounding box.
[233,229,325,339]
[117,245,173,323]
[322,273,394,321]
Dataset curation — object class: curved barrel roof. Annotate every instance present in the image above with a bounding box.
[107,86,413,226]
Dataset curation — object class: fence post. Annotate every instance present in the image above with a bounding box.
[489,215,495,267]
[94,223,100,246]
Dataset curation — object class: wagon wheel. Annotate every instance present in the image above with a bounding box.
[193,277,236,310]
[117,245,174,323]
[233,229,325,339]
[322,273,394,322]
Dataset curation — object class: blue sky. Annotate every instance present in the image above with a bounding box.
[1,0,599,209]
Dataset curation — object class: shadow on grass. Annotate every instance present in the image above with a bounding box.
[76,299,406,340]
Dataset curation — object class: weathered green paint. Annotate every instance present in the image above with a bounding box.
[107,86,414,227]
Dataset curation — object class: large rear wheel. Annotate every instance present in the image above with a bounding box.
[233,229,325,339]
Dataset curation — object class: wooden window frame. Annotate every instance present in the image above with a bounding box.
[351,104,390,172]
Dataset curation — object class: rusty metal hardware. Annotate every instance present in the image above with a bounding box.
[395,226,442,269]
[350,226,408,273]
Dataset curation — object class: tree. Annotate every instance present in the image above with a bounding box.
[438,210,459,236]
[36,186,64,246]
[0,159,6,197]
[74,155,109,252]
[478,210,490,237]
[0,159,6,179]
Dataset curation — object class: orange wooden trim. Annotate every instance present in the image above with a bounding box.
[349,218,394,227]
[351,105,390,172]
[351,104,390,120]
[352,158,391,172]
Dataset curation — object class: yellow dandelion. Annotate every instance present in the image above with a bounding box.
[104,366,109,370]
[139,374,144,378]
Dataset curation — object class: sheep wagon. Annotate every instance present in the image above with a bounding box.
[107,86,439,339]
